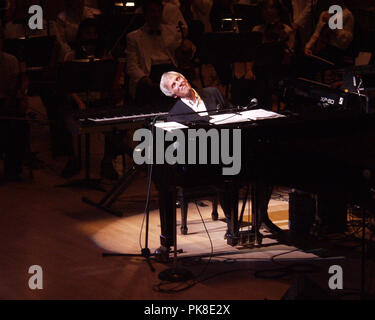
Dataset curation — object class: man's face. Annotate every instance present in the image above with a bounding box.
[166,74,192,99]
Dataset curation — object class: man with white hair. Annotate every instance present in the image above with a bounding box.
[159,71,226,122]
[155,71,232,261]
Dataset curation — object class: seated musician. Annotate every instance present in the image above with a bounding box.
[244,0,295,109]
[125,0,195,108]
[0,26,30,181]
[58,18,125,180]
[56,0,101,61]
[153,71,282,261]
[304,0,354,67]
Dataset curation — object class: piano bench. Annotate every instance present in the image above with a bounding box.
[177,186,219,235]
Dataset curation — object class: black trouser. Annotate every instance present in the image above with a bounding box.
[157,186,177,248]
[254,182,274,229]
[156,179,273,247]
[219,182,239,235]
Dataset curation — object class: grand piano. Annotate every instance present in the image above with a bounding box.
[147,78,375,246]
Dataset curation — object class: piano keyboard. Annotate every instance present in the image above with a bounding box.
[84,111,168,123]
[77,106,169,133]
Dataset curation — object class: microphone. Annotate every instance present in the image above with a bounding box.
[245,98,258,110]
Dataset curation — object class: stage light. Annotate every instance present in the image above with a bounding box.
[114,2,135,7]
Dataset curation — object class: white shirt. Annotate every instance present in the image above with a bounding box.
[292,0,313,28]
[162,2,188,36]
[142,28,173,65]
[291,0,314,45]
[181,89,208,116]
[191,0,213,33]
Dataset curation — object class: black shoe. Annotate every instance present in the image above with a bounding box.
[61,159,81,178]
[100,160,119,180]
[224,230,239,246]
[224,230,233,240]
[154,246,170,263]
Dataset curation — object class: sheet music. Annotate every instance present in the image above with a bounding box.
[154,121,189,132]
[355,52,372,66]
[209,113,247,124]
[239,109,285,120]
[209,109,285,124]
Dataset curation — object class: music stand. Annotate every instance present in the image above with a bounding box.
[295,53,335,79]
[198,31,261,65]
[233,4,262,32]
[55,59,118,191]
[197,32,261,93]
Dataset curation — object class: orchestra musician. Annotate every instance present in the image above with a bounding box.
[56,0,101,61]
[58,18,125,180]
[304,0,354,66]
[244,1,295,109]
[125,0,195,108]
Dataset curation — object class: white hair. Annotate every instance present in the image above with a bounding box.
[159,71,186,97]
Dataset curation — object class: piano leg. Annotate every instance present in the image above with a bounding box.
[220,182,239,246]
[158,186,177,249]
